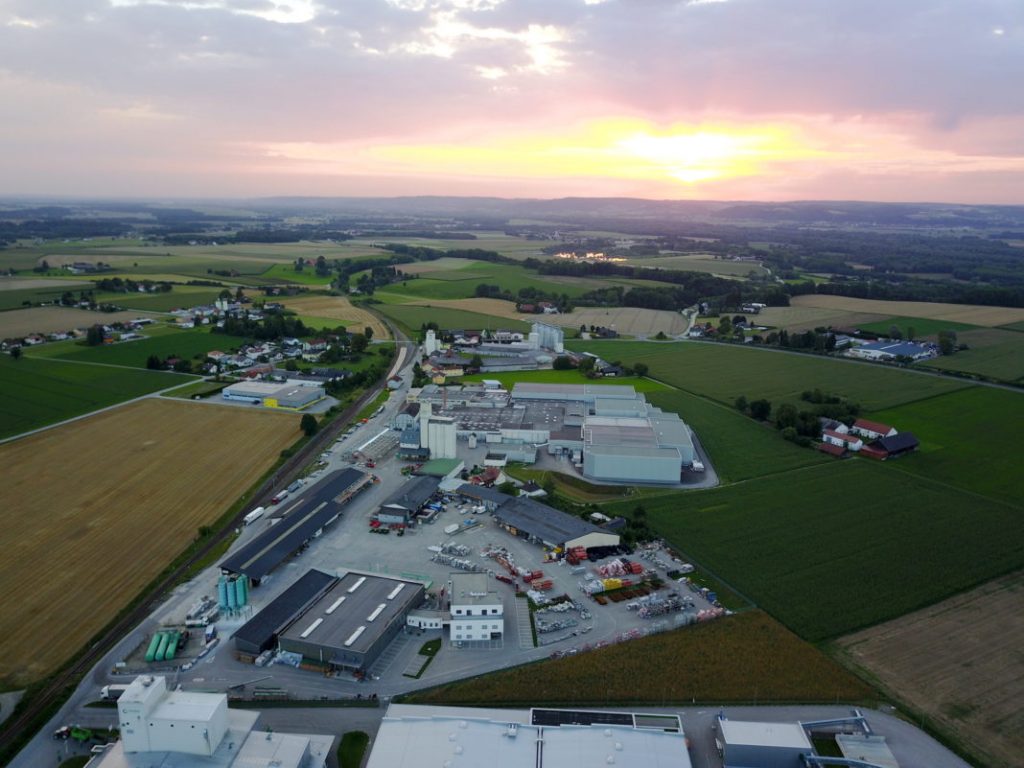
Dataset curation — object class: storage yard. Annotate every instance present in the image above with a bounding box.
[0,399,299,686]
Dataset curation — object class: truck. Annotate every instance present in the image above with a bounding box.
[100,684,131,701]
[271,489,289,504]
[690,460,705,473]
[443,523,460,535]
[287,480,303,493]
[243,506,265,525]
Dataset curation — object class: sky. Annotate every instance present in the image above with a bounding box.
[1,0,1022,203]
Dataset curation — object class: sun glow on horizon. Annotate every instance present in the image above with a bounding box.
[254,118,819,190]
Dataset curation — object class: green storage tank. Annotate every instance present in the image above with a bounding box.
[162,631,180,662]
[153,633,170,663]
[144,633,164,663]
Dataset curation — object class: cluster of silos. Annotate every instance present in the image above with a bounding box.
[217,574,249,615]
[144,630,182,663]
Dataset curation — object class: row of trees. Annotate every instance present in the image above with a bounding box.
[735,391,862,446]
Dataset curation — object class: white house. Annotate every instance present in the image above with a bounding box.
[851,419,898,440]
[822,429,863,452]
[448,573,503,643]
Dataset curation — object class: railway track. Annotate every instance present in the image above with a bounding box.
[0,322,414,762]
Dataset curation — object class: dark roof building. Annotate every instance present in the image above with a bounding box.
[220,468,372,583]
[868,431,920,459]
[378,476,440,522]
[455,483,512,510]
[277,571,425,672]
[493,496,619,550]
[233,569,336,655]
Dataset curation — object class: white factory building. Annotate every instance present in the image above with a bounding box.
[365,704,693,768]
[448,572,504,642]
[92,674,332,768]
[222,380,325,410]
[419,402,458,459]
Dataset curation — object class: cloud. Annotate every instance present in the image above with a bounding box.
[0,0,1021,201]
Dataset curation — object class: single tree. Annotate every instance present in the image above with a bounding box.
[888,324,903,340]
[10,346,22,361]
[634,362,649,377]
[145,354,162,370]
[350,333,369,354]
[749,398,772,421]
[300,413,318,436]
[734,395,749,413]
[364,326,374,340]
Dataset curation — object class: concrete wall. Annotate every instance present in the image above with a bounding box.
[583,449,680,484]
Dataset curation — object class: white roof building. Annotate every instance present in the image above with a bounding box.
[91,675,332,768]
[365,704,692,768]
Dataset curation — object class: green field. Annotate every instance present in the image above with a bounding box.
[868,387,1024,505]
[407,611,875,706]
[0,356,194,438]
[647,390,828,482]
[460,368,669,393]
[0,282,93,310]
[918,329,1024,382]
[34,327,237,369]
[260,263,336,286]
[607,460,1024,641]
[375,303,531,335]
[90,286,226,312]
[570,340,968,410]
[380,261,603,301]
[998,321,1024,332]
[855,316,979,338]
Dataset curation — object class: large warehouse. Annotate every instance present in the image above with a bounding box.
[366,704,692,768]
[221,468,372,584]
[222,380,325,410]
[491,496,619,551]
[277,570,426,672]
[233,569,337,656]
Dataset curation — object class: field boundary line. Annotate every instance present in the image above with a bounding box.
[875,460,1023,513]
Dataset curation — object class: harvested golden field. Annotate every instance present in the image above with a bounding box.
[0,277,80,291]
[0,399,298,686]
[791,295,1024,326]
[398,297,525,320]
[0,306,158,337]
[753,305,887,332]
[839,571,1024,768]
[410,611,876,706]
[278,294,390,338]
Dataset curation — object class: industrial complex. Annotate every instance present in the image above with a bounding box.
[221,379,326,410]
[397,381,696,484]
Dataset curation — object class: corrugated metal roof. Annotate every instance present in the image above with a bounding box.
[233,569,336,653]
[494,496,607,546]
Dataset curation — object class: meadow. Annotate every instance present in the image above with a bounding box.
[375,302,531,335]
[625,253,770,278]
[407,611,875,706]
[460,368,670,393]
[918,328,1024,382]
[0,399,298,685]
[277,294,389,339]
[854,316,979,338]
[867,387,1024,505]
[607,460,1024,641]
[569,339,968,410]
[380,260,613,301]
[0,355,193,439]
[94,285,227,312]
[39,327,235,369]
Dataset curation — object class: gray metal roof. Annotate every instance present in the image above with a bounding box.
[233,569,336,654]
[381,475,439,512]
[455,483,513,505]
[494,496,606,547]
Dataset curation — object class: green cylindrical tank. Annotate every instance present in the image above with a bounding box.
[145,633,164,663]
[162,631,180,661]
[153,633,170,663]
[234,577,246,608]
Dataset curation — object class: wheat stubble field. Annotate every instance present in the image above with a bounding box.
[0,399,298,686]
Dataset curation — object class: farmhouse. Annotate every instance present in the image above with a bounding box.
[821,429,863,452]
[851,419,897,440]
[860,432,920,461]
[365,704,692,768]
[276,571,426,673]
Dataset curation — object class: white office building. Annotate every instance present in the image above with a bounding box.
[449,572,503,642]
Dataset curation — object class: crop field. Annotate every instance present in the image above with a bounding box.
[0,356,194,439]
[569,340,968,411]
[395,257,487,275]
[999,320,1024,332]
[349,233,546,261]
[0,277,79,291]
[790,294,1024,327]
[625,253,770,278]
[96,286,229,312]
[460,368,669,393]
[0,306,159,337]
[918,328,1024,382]
[0,284,90,310]
[260,263,336,285]
[751,305,887,332]
[375,302,531,334]
[838,571,1024,768]
[380,261,608,301]
[408,611,875,706]
[277,294,390,338]
[39,327,236,369]
[0,399,299,686]
[867,387,1024,505]
[551,307,688,337]
[645,390,828,483]
[854,316,979,339]
[606,461,1024,641]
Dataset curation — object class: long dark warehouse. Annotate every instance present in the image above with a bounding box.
[220,468,372,584]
